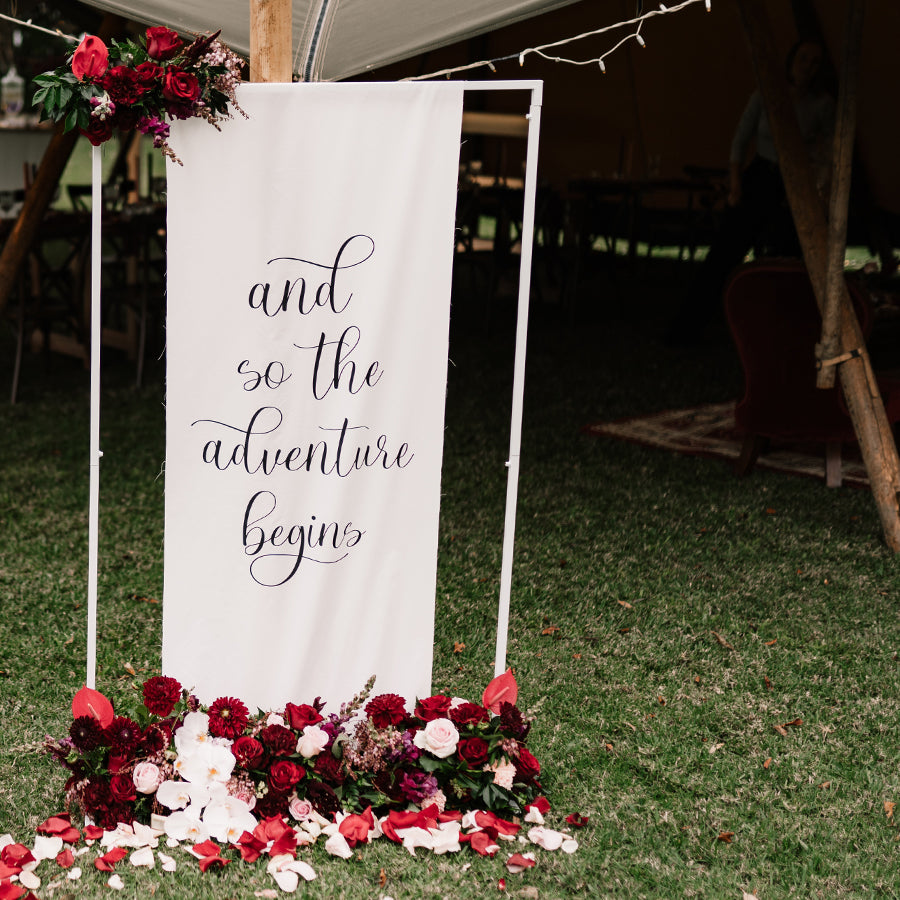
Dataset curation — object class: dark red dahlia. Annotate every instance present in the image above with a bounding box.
[365,693,407,729]
[449,702,490,728]
[208,696,250,739]
[254,789,289,819]
[498,702,530,741]
[140,723,169,756]
[69,715,104,751]
[99,65,145,104]
[313,752,345,786]
[142,675,182,716]
[259,723,296,756]
[103,716,142,754]
[306,781,341,819]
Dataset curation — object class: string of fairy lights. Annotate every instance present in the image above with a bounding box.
[0,0,711,79]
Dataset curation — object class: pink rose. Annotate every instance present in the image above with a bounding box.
[71,35,108,80]
[296,724,329,759]
[412,718,459,759]
[132,761,162,794]
[288,797,314,821]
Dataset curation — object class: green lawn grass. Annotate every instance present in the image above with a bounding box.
[1,255,899,898]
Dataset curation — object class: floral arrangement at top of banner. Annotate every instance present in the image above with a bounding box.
[45,671,540,834]
[31,26,244,162]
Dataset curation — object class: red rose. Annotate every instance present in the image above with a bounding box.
[449,702,490,728]
[232,736,265,769]
[134,61,163,86]
[71,35,108,80]
[162,67,200,103]
[514,747,541,783]
[365,694,407,729]
[285,703,324,730]
[79,117,113,146]
[259,724,296,756]
[146,26,183,61]
[110,773,137,803]
[142,676,182,717]
[268,760,305,793]
[457,737,489,768]
[414,695,452,722]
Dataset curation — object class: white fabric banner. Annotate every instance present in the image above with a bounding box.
[163,83,463,712]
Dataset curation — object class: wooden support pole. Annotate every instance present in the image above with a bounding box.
[250,0,293,83]
[816,0,865,389]
[735,0,900,551]
[0,13,126,320]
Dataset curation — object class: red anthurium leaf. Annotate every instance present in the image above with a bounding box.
[192,840,221,859]
[565,813,590,828]
[83,825,104,841]
[198,854,230,873]
[55,848,75,869]
[482,669,518,715]
[1,846,34,868]
[72,685,114,728]
[526,796,551,814]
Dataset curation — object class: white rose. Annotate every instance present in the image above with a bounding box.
[132,762,162,794]
[296,725,329,759]
[412,718,459,759]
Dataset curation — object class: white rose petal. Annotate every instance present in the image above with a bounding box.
[399,826,434,855]
[166,837,180,849]
[561,838,579,854]
[324,832,353,860]
[158,851,177,872]
[524,807,545,825]
[67,866,82,881]
[527,826,565,851]
[32,834,64,859]
[272,868,299,892]
[18,870,41,890]
[286,860,316,882]
[130,846,155,868]
[0,835,14,851]
[430,822,462,855]
[107,873,125,890]
[74,846,91,856]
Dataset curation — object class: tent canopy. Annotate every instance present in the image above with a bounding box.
[80,0,582,82]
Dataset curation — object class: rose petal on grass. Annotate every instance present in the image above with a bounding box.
[0,883,26,900]
[55,848,74,868]
[18,869,40,890]
[506,852,536,874]
[323,833,353,860]
[523,807,544,825]
[270,868,299,893]
[95,846,128,871]
[565,813,589,828]
[158,852,177,873]
[32,835,64,861]
[561,838,579,854]
[67,866,82,881]
[107,873,125,890]
[129,846,155,868]
[527,827,564,851]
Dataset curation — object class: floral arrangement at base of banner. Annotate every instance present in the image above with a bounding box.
[32,26,244,162]
[0,673,586,895]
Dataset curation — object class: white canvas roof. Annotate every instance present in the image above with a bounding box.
[82,0,582,82]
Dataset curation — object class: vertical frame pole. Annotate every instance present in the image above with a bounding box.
[86,144,103,688]
[493,85,543,678]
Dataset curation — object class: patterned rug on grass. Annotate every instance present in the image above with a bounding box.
[583,401,870,488]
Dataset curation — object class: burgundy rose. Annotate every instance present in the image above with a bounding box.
[162,67,200,103]
[69,715,104,751]
[71,34,108,80]
[259,724,295,756]
[79,117,113,147]
[142,676,182,717]
[365,694,407,729]
[268,760,305,793]
[232,735,265,769]
[134,60,163,87]
[313,752,345,786]
[208,696,250,739]
[107,754,129,774]
[514,747,541,783]
[146,26,183,61]
[415,695,452,722]
[457,737,489,768]
[285,702,324,730]
[110,772,137,803]
[449,702,490,728]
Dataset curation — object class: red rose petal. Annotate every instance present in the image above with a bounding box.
[526,796,551,814]
[0,862,22,880]
[72,685,114,728]
[0,846,33,868]
[269,829,298,858]
[0,881,27,900]
[94,846,128,870]
[565,813,590,828]
[467,831,500,857]
[55,849,75,869]
[474,810,520,836]
[506,852,536,873]
[191,840,221,859]
[198,855,229,873]
[83,825,105,841]
[36,814,70,834]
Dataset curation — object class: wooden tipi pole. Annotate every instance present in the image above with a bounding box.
[0,13,125,319]
[250,0,293,83]
[735,0,900,551]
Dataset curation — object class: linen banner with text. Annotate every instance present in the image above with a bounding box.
[164,83,464,712]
